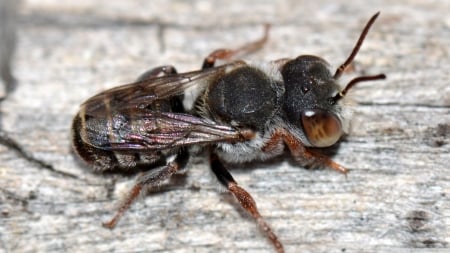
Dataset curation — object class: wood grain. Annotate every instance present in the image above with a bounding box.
[1,1,449,252]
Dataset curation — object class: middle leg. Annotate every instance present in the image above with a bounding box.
[202,24,270,69]
[210,153,285,253]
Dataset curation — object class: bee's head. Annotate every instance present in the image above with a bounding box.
[280,12,385,147]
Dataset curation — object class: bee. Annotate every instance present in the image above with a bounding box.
[72,13,385,253]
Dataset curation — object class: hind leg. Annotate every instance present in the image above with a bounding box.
[103,150,189,229]
[136,65,178,81]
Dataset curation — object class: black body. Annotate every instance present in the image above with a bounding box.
[207,66,282,130]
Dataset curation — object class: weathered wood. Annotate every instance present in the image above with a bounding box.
[1,1,449,252]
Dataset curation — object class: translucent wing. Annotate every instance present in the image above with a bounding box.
[86,110,246,151]
[77,62,249,151]
[83,63,244,114]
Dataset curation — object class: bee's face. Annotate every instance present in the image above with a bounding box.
[281,55,344,147]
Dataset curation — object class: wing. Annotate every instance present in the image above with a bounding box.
[82,62,244,115]
[92,110,247,151]
[77,62,250,151]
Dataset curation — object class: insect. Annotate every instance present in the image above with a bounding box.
[72,13,385,253]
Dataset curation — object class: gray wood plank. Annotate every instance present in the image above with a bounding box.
[1,1,449,252]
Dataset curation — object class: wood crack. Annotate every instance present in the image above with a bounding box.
[0,130,79,179]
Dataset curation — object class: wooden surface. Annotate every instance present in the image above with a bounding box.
[1,1,449,252]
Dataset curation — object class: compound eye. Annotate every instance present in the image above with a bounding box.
[301,110,343,147]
